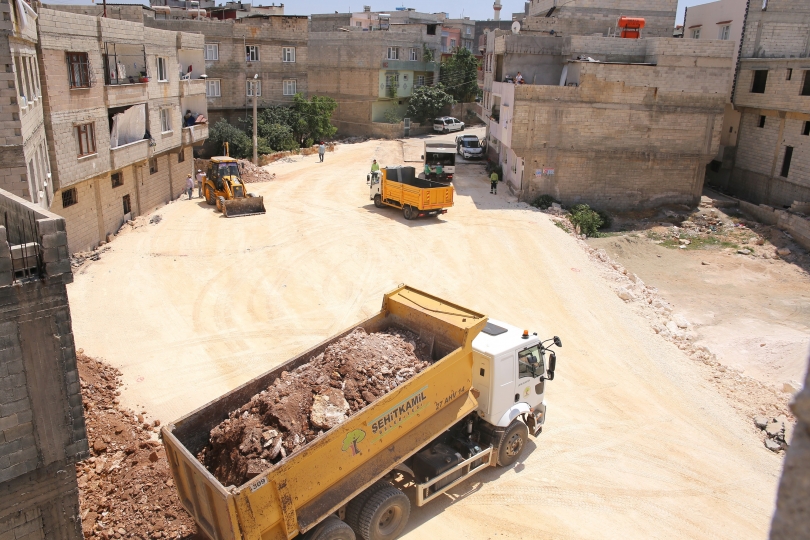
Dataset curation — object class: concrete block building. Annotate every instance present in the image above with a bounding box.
[524,0,677,38]
[723,0,810,207]
[35,8,208,254]
[308,21,440,136]
[0,0,53,209]
[145,14,308,127]
[0,190,87,540]
[481,32,734,210]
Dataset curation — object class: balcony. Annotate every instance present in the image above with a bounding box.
[104,83,148,108]
[380,60,437,72]
[179,79,206,97]
[182,124,209,146]
[110,139,149,170]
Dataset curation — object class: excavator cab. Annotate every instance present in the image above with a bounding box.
[203,155,266,218]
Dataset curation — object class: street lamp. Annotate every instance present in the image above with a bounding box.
[252,74,259,165]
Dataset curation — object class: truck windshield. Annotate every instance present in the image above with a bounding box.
[218,163,240,179]
[518,345,544,379]
[426,152,455,166]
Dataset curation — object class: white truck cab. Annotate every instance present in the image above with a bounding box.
[472,319,557,436]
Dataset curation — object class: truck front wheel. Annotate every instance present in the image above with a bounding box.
[304,516,356,540]
[357,486,410,540]
[374,194,383,208]
[497,420,528,467]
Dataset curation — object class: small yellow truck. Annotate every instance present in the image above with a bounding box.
[162,286,561,540]
[367,166,453,220]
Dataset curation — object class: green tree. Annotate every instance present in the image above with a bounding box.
[342,429,366,456]
[292,93,338,144]
[208,119,253,159]
[440,47,480,103]
[422,44,435,63]
[406,83,455,125]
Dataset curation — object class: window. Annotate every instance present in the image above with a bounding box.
[691,28,701,39]
[466,26,471,35]
[356,21,362,27]
[751,70,768,93]
[204,43,219,61]
[718,25,730,40]
[206,79,221,97]
[178,148,185,162]
[149,157,158,174]
[62,188,77,208]
[67,52,90,89]
[759,115,766,128]
[75,123,96,156]
[787,68,792,81]
[385,74,398,88]
[804,121,810,136]
[111,172,123,188]
[802,71,810,96]
[283,79,296,96]
[762,0,768,9]
[282,47,295,63]
[160,109,171,132]
[409,48,418,61]
[518,345,544,380]
[781,146,793,177]
[122,194,131,215]
[387,47,399,60]
[416,75,425,87]
[450,39,456,49]
[246,45,259,62]
[246,80,262,96]
[157,57,168,82]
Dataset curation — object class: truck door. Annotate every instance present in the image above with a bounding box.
[516,345,545,408]
[368,169,381,200]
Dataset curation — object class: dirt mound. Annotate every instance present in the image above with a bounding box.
[76,352,201,539]
[198,328,429,487]
[236,159,276,184]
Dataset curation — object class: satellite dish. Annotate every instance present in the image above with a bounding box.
[511,21,521,34]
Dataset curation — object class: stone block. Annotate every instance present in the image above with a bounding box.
[44,260,70,276]
[0,271,12,287]
[36,218,65,235]
[40,231,67,248]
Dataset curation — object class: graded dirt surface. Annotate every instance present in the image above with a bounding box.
[69,127,785,539]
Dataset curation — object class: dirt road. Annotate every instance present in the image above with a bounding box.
[68,132,782,539]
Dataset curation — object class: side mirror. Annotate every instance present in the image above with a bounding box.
[553,336,562,348]
[546,351,556,381]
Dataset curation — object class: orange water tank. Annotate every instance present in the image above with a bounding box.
[618,16,645,38]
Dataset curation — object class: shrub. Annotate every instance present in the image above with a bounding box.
[531,194,560,209]
[383,108,403,125]
[569,204,604,237]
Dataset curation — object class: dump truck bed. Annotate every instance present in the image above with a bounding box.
[382,167,453,211]
[162,286,486,540]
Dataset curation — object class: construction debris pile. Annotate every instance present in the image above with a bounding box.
[76,352,199,539]
[754,414,794,453]
[198,328,429,487]
[236,159,276,183]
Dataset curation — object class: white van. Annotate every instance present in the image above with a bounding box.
[433,116,465,133]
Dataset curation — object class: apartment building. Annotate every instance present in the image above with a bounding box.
[443,18,476,55]
[308,22,440,135]
[723,0,810,207]
[36,8,207,254]
[480,31,734,210]
[0,0,53,208]
[524,0,678,38]
[146,14,308,127]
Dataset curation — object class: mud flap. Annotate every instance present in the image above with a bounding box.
[222,196,266,218]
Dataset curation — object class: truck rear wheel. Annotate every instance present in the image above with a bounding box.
[304,516,355,540]
[357,486,410,540]
[403,206,414,220]
[374,194,383,208]
[497,420,528,467]
[345,480,392,533]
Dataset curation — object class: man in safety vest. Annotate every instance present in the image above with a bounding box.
[490,170,499,194]
[370,159,380,181]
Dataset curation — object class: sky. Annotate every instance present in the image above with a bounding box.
[44,0,715,26]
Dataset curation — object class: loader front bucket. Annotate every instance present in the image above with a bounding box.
[221,196,266,218]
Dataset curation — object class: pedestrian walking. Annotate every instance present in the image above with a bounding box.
[195,169,205,199]
[185,174,194,200]
[318,142,326,163]
[490,170,499,194]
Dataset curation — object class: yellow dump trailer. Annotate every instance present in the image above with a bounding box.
[367,166,453,220]
[162,286,562,540]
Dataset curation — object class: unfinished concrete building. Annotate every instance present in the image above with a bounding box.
[720,0,810,207]
[146,14,308,128]
[0,190,88,540]
[0,0,54,209]
[308,22,440,136]
[524,0,677,38]
[481,32,734,210]
[35,8,207,254]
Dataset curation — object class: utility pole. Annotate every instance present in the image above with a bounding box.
[252,77,258,165]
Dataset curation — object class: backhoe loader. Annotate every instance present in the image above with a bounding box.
[202,144,266,217]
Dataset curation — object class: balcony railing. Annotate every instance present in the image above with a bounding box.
[104,83,148,108]
[179,79,206,97]
[110,139,149,170]
[182,124,209,145]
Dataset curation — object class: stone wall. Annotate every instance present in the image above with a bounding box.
[526,0,677,38]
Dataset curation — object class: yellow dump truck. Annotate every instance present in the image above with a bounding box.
[367,166,453,220]
[162,286,561,540]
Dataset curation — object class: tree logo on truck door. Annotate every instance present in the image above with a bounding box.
[342,429,366,456]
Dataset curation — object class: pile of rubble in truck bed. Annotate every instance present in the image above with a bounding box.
[198,328,430,487]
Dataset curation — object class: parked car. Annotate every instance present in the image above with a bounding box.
[456,135,483,159]
[434,116,465,133]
